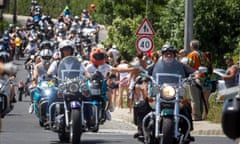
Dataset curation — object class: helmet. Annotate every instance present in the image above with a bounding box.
[0,52,10,63]
[161,44,176,55]
[59,40,75,54]
[9,24,14,28]
[69,27,77,33]
[90,48,105,66]
[40,40,54,50]
[74,16,80,20]
[31,0,37,4]
[39,49,53,65]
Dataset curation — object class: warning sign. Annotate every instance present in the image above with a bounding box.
[136,18,155,36]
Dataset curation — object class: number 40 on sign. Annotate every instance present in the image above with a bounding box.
[136,36,154,52]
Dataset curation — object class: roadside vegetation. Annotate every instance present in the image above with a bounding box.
[208,94,223,123]
[4,0,240,67]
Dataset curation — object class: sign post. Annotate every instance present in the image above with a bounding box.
[135,18,155,53]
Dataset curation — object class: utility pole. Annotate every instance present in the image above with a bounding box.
[13,0,17,24]
[184,0,193,53]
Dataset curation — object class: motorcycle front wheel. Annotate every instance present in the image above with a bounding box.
[70,109,82,144]
[161,117,174,144]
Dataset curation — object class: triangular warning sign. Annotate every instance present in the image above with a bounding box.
[136,18,155,36]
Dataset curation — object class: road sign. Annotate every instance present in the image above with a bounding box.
[136,36,154,52]
[136,18,155,36]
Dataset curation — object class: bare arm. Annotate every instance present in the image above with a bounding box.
[222,66,238,80]
[112,67,138,73]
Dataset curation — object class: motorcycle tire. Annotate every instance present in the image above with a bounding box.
[161,117,174,144]
[70,109,82,144]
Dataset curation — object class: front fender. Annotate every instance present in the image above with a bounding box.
[70,101,81,109]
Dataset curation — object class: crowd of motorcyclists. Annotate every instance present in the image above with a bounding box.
[0,1,217,144]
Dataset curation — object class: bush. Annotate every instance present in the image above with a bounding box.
[207,93,223,123]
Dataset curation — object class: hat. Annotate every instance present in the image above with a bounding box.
[179,49,185,54]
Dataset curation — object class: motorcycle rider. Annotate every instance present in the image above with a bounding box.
[47,40,85,123]
[29,49,54,116]
[134,44,195,142]
[0,53,19,132]
[86,47,120,120]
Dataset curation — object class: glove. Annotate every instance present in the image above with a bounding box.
[3,62,19,75]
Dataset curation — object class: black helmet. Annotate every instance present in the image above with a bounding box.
[161,44,176,55]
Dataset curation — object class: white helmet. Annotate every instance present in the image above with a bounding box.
[59,40,75,53]
[40,49,53,65]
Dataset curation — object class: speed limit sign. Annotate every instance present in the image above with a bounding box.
[136,36,154,52]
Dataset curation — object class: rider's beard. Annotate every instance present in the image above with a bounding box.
[164,57,174,64]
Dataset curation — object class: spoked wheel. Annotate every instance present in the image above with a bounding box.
[70,109,82,144]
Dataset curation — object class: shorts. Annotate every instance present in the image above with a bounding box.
[119,78,129,87]
[109,82,119,89]
[128,79,144,100]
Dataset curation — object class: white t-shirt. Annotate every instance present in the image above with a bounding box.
[47,60,58,75]
[117,63,129,80]
[86,63,112,78]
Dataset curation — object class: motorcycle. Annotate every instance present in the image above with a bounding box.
[49,56,107,144]
[18,55,35,101]
[30,78,57,127]
[0,77,15,118]
[133,70,192,144]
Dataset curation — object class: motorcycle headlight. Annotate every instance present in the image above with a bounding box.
[68,82,79,93]
[161,84,176,99]
[44,89,51,96]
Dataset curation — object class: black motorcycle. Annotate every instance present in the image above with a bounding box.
[49,56,107,144]
[133,71,193,144]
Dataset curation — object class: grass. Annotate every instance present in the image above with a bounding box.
[207,93,224,123]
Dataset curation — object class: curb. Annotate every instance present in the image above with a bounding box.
[111,109,224,136]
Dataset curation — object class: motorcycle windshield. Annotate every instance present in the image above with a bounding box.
[57,56,85,83]
[155,73,182,86]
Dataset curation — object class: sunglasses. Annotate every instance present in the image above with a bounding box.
[162,46,175,52]
[62,46,72,51]
[42,56,51,60]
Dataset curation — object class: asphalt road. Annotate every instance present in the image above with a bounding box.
[0,58,235,144]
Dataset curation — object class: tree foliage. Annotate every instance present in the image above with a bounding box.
[4,0,240,66]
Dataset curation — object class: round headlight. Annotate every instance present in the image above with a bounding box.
[161,85,176,99]
[68,82,79,93]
